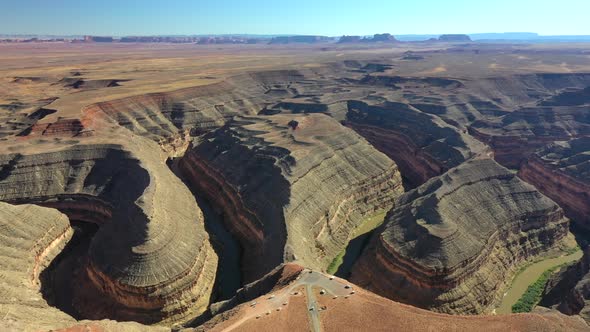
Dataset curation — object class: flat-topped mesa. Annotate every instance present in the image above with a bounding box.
[437,34,472,42]
[0,144,217,325]
[519,138,590,230]
[344,100,486,188]
[351,159,570,314]
[179,113,404,281]
[0,202,76,331]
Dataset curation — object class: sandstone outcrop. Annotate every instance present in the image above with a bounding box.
[0,144,217,325]
[82,71,306,145]
[179,113,404,281]
[519,138,590,230]
[0,202,76,331]
[351,159,570,314]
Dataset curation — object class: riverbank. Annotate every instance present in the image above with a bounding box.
[496,248,583,314]
[327,210,388,276]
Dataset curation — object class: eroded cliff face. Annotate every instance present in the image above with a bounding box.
[469,106,590,168]
[179,113,404,281]
[0,144,217,325]
[351,159,570,314]
[344,101,485,187]
[0,202,76,331]
[518,138,590,230]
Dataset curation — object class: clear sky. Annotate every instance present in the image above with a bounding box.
[2,0,589,36]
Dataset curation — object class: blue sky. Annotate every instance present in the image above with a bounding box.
[2,0,589,36]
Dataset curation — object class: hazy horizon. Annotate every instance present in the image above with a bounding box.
[2,0,589,36]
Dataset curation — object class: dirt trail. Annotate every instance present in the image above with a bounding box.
[220,269,354,332]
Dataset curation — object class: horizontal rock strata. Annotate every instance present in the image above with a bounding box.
[351,159,570,314]
[0,144,217,325]
[519,138,590,230]
[344,100,485,187]
[0,201,76,331]
[179,113,404,281]
[469,106,590,168]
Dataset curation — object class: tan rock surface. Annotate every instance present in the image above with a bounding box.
[519,137,590,230]
[0,144,217,325]
[351,159,571,314]
[179,113,404,280]
[0,202,76,331]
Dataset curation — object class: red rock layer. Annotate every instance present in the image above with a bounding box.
[351,159,571,314]
[469,127,559,168]
[27,118,89,137]
[519,155,590,229]
[347,122,443,186]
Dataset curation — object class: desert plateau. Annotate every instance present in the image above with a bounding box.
[2,4,590,330]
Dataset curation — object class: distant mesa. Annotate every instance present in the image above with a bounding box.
[119,36,261,44]
[338,35,362,43]
[338,33,398,43]
[269,35,334,44]
[437,34,472,42]
[83,35,113,43]
[372,33,398,42]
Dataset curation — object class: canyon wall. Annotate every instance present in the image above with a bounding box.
[179,113,404,281]
[518,138,590,230]
[344,100,486,187]
[351,159,570,314]
[0,144,217,325]
[0,202,76,331]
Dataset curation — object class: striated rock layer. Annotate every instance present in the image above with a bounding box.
[351,159,570,314]
[519,137,590,230]
[0,144,217,325]
[344,100,486,188]
[469,106,590,168]
[179,113,404,281]
[0,202,76,331]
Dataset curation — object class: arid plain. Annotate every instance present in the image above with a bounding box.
[1,41,590,331]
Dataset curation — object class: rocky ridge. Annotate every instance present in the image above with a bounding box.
[351,159,571,314]
[0,144,217,325]
[179,113,404,281]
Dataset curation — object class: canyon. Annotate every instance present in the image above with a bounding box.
[1,41,590,330]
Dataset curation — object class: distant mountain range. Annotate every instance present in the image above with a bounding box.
[2,32,590,43]
[396,32,590,42]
